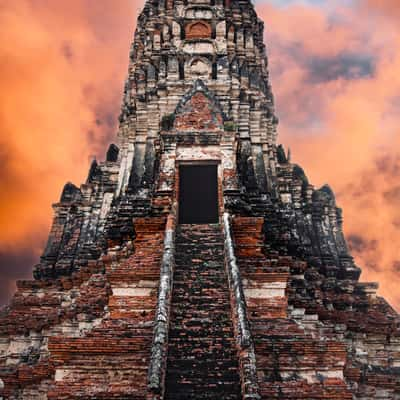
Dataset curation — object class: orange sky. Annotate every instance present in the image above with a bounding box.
[0,0,399,311]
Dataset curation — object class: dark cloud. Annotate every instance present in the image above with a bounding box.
[363,0,400,19]
[393,261,400,273]
[393,219,400,229]
[383,186,400,204]
[0,248,38,306]
[61,42,74,62]
[339,154,400,205]
[0,144,11,167]
[364,261,381,273]
[347,234,378,253]
[375,154,400,176]
[307,53,375,84]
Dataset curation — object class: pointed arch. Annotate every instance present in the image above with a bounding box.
[185,21,212,39]
[174,80,226,131]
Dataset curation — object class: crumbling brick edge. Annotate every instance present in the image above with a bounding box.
[223,212,261,399]
[148,214,176,399]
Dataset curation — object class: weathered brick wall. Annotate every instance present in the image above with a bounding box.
[231,216,400,399]
[0,218,166,399]
[232,217,353,399]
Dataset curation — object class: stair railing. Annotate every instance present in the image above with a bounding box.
[148,214,175,400]
[223,212,261,400]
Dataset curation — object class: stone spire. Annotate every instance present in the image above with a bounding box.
[0,1,399,399]
[115,0,276,196]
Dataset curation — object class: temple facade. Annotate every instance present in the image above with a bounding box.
[1,0,399,399]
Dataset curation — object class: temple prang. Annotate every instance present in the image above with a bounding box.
[1,0,399,399]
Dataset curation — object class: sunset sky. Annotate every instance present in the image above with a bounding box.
[0,0,399,311]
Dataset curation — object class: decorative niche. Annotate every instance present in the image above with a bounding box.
[185,21,212,39]
[188,57,211,78]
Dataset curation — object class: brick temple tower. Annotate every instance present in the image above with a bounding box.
[1,0,399,399]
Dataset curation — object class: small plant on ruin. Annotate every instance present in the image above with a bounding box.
[161,113,175,131]
[224,121,237,132]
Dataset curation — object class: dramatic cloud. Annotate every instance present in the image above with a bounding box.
[0,0,138,299]
[0,0,399,310]
[306,53,375,84]
[0,247,39,306]
[257,0,400,309]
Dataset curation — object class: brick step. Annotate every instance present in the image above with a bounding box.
[167,345,237,353]
[170,313,232,321]
[175,238,224,243]
[167,391,240,400]
[170,318,232,325]
[170,287,230,293]
[175,239,224,245]
[169,333,234,341]
[173,260,225,265]
[170,297,231,306]
[173,270,227,276]
[170,307,231,316]
[167,338,237,347]
[167,350,238,359]
[167,355,238,363]
[166,378,241,388]
[165,376,241,386]
[175,240,224,245]
[173,261,225,266]
[166,394,240,400]
[171,309,231,316]
[167,376,240,386]
[165,385,241,400]
[166,358,239,367]
[170,316,232,323]
[175,234,224,240]
[175,243,223,248]
[175,243,224,247]
[174,261,225,265]
[170,311,232,316]
[171,291,230,299]
[169,328,235,337]
[177,225,222,232]
[172,273,227,279]
[172,283,229,290]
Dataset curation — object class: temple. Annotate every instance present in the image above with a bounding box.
[1,0,399,399]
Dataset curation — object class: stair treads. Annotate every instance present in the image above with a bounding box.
[164,224,241,400]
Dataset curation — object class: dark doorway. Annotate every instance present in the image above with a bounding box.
[179,165,219,224]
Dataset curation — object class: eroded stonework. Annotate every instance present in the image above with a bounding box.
[1,0,399,399]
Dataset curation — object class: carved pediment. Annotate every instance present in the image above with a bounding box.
[174,80,224,132]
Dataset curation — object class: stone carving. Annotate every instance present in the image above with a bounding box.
[174,91,223,131]
[188,57,211,77]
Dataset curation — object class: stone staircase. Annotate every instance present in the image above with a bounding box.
[164,224,241,400]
